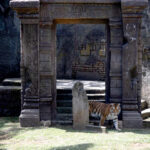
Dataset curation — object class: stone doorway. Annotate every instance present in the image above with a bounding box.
[10,0,147,128]
[56,23,108,124]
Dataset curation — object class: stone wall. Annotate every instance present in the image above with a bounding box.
[57,24,106,81]
[0,0,20,82]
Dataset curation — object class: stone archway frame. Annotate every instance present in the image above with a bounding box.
[10,0,148,128]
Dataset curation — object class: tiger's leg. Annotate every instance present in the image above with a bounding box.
[100,116,105,126]
[113,118,121,131]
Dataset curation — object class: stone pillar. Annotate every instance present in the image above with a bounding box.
[121,0,148,128]
[39,4,57,122]
[109,19,123,103]
[72,82,89,129]
[10,0,40,127]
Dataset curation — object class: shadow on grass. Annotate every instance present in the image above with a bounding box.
[49,143,94,150]
[0,117,43,141]
[0,117,19,128]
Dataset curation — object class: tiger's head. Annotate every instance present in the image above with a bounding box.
[110,103,121,116]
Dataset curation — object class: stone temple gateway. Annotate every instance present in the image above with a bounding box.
[10,0,148,128]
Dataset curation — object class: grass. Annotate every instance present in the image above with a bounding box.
[0,117,150,150]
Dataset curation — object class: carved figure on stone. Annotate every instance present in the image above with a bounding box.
[89,101,121,131]
[123,23,137,49]
[25,83,37,97]
[72,82,89,129]
[24,68,37,97]
[129,66,138,89]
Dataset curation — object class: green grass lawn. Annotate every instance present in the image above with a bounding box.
[0,117,150,150]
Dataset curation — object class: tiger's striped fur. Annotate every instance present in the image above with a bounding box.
[89,101,121,131]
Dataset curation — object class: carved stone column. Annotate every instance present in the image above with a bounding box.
[10,0,40,127]
[121,0,148,128]
[39,4,57,122]
[109,18,123,104]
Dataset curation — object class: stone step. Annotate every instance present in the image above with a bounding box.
[57,100,72,107]
[87,93,105,100]
[143,118,150,128]
[56,113,72,120]
[86,89,105,94]
[57,107,72,114]
[57,89,105,95]
[88,99,105,102]
[57,94,72,100]
[141,99,148,110]
[141,108,150,119]
[2,78,21,86]
[57,89,72,94]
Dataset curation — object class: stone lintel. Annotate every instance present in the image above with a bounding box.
[121,0,148,15]
[41,0,120,4]
[10,0,40,15]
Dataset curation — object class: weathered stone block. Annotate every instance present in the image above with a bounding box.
[19,109,40,127]
[72,82,89,129]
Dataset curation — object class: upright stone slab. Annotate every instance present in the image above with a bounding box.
[72,82,89,129]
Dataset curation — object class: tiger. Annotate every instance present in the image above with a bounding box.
[89,101,121,131]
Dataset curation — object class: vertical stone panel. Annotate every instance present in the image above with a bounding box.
[22,24,39,98]
[39,4,57,121]
[109,19,123,103]
[20,23,40,127]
